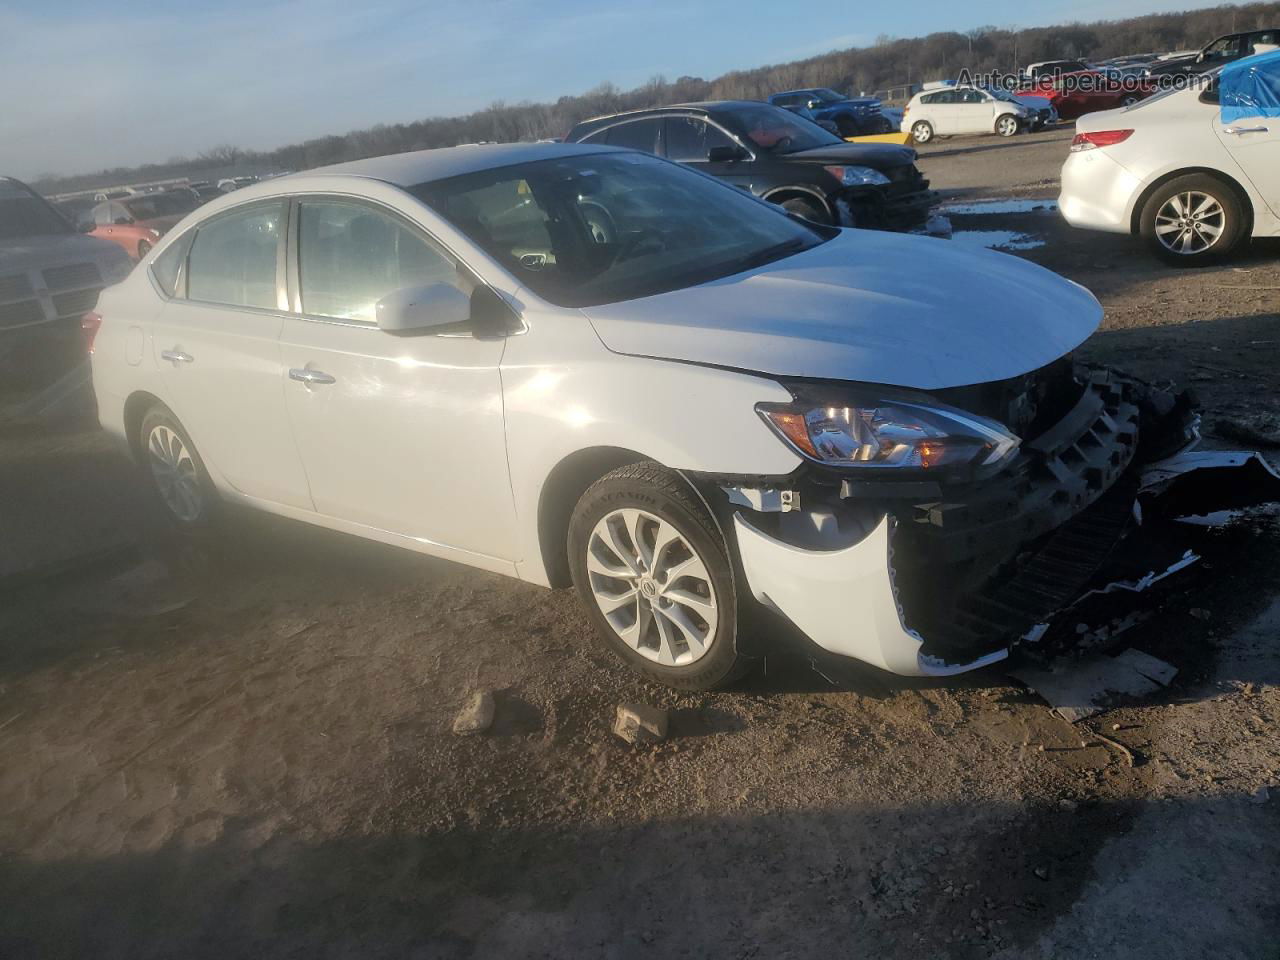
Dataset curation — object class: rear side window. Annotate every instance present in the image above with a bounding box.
[186,202,283,310]
[297,200,464,324]
[151,231,194,297]
[605,118,662,153]
[664,118,735,161]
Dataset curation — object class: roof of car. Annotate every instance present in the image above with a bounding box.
[293,142,616,187]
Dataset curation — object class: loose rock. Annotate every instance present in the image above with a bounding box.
[613,703,669,744]
[452,691,495,735]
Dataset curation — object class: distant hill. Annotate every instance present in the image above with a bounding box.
[33,1,1280,194]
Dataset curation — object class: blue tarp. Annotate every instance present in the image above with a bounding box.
[1221,49,1280,122]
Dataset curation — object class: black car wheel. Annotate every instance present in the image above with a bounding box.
[779,196,833,226]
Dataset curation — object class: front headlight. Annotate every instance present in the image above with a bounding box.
[757,398,1020,473]
[824,164,891,187]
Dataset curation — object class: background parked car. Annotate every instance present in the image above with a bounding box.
[1059,50,1280,265]
[768,88,893,136]
[1014,69,1156,120]
[89,190,201,259]
[1022,59,1091,80]
[776,102,842,136]
[1148,27,1280,76]
[566,101,933,229]
[0,176,130,336]
[901,86,1030,143]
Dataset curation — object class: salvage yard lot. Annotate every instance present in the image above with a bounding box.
[2,129,1280,959]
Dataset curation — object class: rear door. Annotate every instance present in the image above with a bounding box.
[150,200,313,508]
[1213,59,1280,219]
[277,196,517,563]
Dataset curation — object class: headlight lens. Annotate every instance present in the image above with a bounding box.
[824,164,891,187]
[757,399,1020,472]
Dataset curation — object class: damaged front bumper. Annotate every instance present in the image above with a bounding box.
[718,370,1280,677]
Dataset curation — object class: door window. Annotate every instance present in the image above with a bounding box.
[186,202,283,310]
[959,89,987,103]
[604,118,662,153]
[297,200,463,323]
[1204,36,1243,60]
[664,117,736,161]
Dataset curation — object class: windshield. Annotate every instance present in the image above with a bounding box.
[0,180,74,240]
[411,152,828,308]
[123,192,199,220]
[720,103,843,154]
[810,88,845,103]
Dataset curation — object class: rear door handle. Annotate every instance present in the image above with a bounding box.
[289,367,336,385]
[1224,125,1269,135]
[161,349,193,364]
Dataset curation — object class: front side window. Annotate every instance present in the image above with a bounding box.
[186,202,283,310]
[412,151,828,308]
[298,200,463,323]
[718,103,842,154]
[1205,36,1243,59]
[604,118,662,153]
[664,117,735,161]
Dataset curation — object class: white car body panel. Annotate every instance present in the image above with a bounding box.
[1060,81,1280,237]
[901,88,1025,137]
[582,229,1102,390]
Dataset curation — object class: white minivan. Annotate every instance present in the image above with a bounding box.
[89,142,1274,689]
[901,86,1031,143]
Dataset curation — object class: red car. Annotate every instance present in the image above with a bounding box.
[88,190,201,259]
[1014,69,1158,121]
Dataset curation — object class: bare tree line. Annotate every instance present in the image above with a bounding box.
[33,2,1280,194]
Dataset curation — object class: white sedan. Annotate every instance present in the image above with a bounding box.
[1060,52,1280,264]
[89,142,1269,689]
[901,86,1030,143]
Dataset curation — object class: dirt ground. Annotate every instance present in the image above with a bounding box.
[2,126,1279,959]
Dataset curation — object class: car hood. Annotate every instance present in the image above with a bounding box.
[0,232,126,271]
[1014,95,1053,109]
[785,142,917,168]
[580,230,1102,391]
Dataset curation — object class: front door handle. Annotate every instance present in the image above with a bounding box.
[289,367,336,385]
[1224,125,1269,135]
[161,349,193,364]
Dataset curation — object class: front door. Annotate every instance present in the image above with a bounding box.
[278,198,517,563]
[1213,63,1280,219]
[664,117,756,193]
[152,200,313,508]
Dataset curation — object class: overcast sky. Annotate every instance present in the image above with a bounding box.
[2,0,1198,178]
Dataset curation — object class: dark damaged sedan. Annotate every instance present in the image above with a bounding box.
[566,100,935,230]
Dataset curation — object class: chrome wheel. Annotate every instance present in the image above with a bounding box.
[585,508,718,666]
[996,115,1019,137]
[147,424,203,523]
[1154,191,1225,255]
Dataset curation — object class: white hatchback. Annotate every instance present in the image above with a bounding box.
[90,142,1268,690]
[1060,53,1280,264]
[901,86,1030,143]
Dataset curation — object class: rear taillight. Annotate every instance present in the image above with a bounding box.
[82,311,102,354]
[1070,129,1134,152]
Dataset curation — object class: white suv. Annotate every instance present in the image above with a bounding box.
[1060,52,1280,264]
[901,86,1030,143]
[90,143,1271,689]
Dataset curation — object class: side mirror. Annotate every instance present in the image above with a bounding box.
[806,99,822,110]
[375,282,471,335]
[708,145,749,163]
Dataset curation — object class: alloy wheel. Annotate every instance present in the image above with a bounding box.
[912,121,932,143]
[1153,191,1225,255]
[147,424,203,523]
[585,508,718,666]
[997,116,1018,136]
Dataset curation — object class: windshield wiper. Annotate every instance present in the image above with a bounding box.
[737,236,809,271]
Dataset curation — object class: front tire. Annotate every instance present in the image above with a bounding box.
[995,114,1020,137]
[779,196,833,226]
[139,405,219,531]
[568,462,744,691]
[911,120,934,144]
[1139,173,1246,266]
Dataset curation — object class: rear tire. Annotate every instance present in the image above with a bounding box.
[1139,173,1247,267]
[911,120,934,144]
[779,196,834,226]
[568,462,746,691]
[139,405,219,532]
